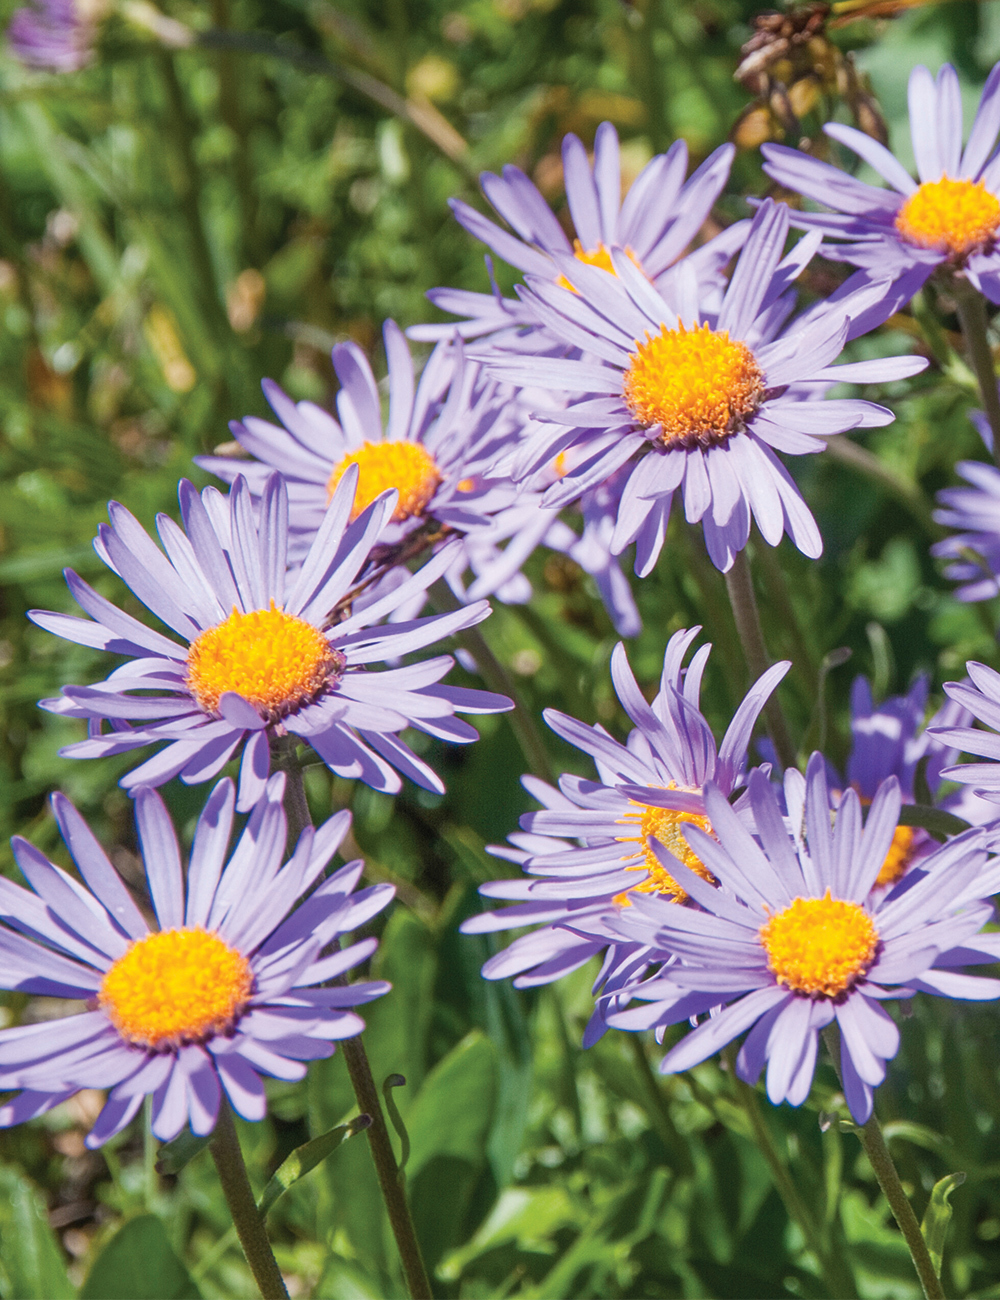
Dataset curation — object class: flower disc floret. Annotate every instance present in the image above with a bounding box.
[623,322,766,447]
[616,802,714,903]
[327,440,441,522]
[185,602,344,721]
[894,177,1000,257]
[760,891,879,998]
[99,928,253,1050]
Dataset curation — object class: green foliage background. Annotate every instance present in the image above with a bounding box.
[3,0,1000,1296]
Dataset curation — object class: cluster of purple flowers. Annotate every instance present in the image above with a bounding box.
[9,34,1000,1155]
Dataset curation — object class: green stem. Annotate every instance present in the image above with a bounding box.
[278,759,433,1299]
[953,278,1000,472]
[209,1102,289,1300]
[822,1025,945,1300]
[730,1069,857,1298]
[723,548,797,770]
[628,1035,692,1175]
[269,733,311,846]
[751,537,821,699]
[429,580,554,785]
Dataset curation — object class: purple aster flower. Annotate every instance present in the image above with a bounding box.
[932,414,1000,600]
[479,199,927,573]
[409,122,741,345]
[0,774,392,1146]
[451,464,640,638]
[460,627,789,1044]
[8,0,94,71]
[196,322,516,565]
[762,62,1000,302]
[930,661,1000,804]
[601,757,1000,1123]
[30,471,511,808]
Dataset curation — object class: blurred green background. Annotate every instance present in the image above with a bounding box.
[4,0,1000,1296]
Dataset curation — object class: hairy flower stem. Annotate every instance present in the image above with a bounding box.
[277,757,433,1299]
[822,1025,945,1300]
[209,1102,289,1300]
[723,548,797,769]
[428,579,555,785]
[730,1069,858,1298]
[953,279,1000,471]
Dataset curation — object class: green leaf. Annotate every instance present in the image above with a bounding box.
[920,1171,966,1279]
[155,1130,211,1176]
[80,1215,200,1300]
[0,1166,74,1300]
[257,1114,372,1219]
[897,805,971,842]
[405,1029,497,1179]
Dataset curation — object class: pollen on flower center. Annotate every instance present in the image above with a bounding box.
[99,928,253,1049]
[555,240,645,293]
[760,891,879,998]
[875,824,917,889]
[623,322,766,447]
[895,177,1000,257]
[186,602,344,721]
[615,800,715,904]
[327,440,441,522]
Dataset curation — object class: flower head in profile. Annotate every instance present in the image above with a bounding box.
[31,472,511,808]
[461,627,788,1044]
[763,62,1000,301]
[197,322,516,565]
[482,200,925,573]
[933,414,1000,601]
[603,757,1000,1122]
[8,0,95,71]
[410,121,740,345]
[0,775,392,1146]
[930,661,1000,805]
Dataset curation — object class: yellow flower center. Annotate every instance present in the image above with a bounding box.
[623,322,766,447]
[875,824,917,889]
[327,440,441,522]
[759,892,879,998]
[186,602,344,721]
[615,801,715,904]
[895,177,1000,257]
[99,928,253,1050]
[555,239,645,293]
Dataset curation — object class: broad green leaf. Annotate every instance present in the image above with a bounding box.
[0,1166,74,1300]
[438,1186,576,1280]
[920,1171,966,1279]
[405,1030,497,1179]
[80,1215,200,1300]
[257,1114,371,1219]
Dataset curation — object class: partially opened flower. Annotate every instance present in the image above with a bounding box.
[8,0,95,72]
[0,775,393,1146]
[196,322,517,564]
[603,758,1000,1122]
[762,62,1000,301]
[31,472,511,807]
[461,627,788,1043]
[411,121,740,344]
[481,200,925,573]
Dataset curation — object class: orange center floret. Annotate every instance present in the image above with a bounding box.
[760,891,879,998]
[895,177,1000,257]
[875,824,917,889]
[99,928,253,1049]
[556,240,645,292]
[615,802,715,904]
[623,322,766,447]
[327,440,441,522]
[186,602,343,720]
